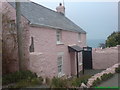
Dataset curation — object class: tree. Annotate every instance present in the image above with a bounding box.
[2,7,29,74]
[106,31,120,47]
[2,9,18,74]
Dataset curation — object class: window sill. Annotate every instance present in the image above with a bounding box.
[78,41,82,43]
[58,73,65,77]
[79,63,83,66]
[56,42,64,45]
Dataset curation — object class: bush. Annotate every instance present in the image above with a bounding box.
[45,77,51,85]
[30,77,43,85]
[101,73,113,81]
[2,70,37,85]
[115,66,120,73]
[51,77,68,88]
[50,75,91,88]
[92,78,101,87]
[92,73,113,87]
[71,75,91,87]
[13,77,43,88]
[71,77,81,87]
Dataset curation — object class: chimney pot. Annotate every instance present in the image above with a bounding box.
[56,3,65,15]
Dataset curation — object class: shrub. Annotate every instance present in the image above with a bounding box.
[50,75,91,88]
[71,75,91,87]
[115,66,120,73]
[101,73,113,81]
[14,80,32,88]
[92,73,113,87]
[92,78,101,87]
[51,77,68,88]
[71,77,81,87]
[45,77,51,85]
[2,70,37,85]
[8,77,43,88]
[30,77,43,85]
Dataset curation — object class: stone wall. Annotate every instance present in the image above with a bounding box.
[87,63,119,87]
[92,45,119,69]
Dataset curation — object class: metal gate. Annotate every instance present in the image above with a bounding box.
[82,47,93,69]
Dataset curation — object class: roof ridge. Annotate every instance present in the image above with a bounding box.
[8,1,86,33]
[30,1,61,15]
[29,1,86,33]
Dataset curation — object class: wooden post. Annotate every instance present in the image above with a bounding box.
[76,52,79,78]
[82,50,84,75]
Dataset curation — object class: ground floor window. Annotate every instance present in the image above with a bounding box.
[57,52,64,77]
[29,36,34,52]
[78,52,82,65]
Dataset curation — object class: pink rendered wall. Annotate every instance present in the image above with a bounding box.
[29,26,86,78]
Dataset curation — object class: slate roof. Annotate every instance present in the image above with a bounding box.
[9,2,86,33]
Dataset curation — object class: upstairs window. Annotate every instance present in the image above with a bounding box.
[78,33,81,42]
[56,30,62,44]
[9,20,16,34]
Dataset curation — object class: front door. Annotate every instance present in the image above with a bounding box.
[83,47,93,69]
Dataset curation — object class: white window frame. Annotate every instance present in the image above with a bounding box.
[56,30,63,44]
[78,52,82,66]
[57,52,64,77]
[9,20,16,34]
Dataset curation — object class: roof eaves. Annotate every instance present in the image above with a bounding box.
[29,23,83,33]
[30,23,63,30]
[64,16,86,34]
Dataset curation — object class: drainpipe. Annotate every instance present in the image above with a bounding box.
[76,52,79,78]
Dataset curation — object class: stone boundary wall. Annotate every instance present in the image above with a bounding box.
[92,45,119,69]
[87,63,119,87]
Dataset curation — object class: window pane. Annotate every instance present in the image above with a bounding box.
[79,52,82,64]
[57,56,63,73]
[56,30,61,42]
[58,57,62,65]
[58,66,62,73]
[78,33,81,41]
[9,20,16,33]
[57,35,60,41]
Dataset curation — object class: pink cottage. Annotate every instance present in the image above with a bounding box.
[3,1,87,78]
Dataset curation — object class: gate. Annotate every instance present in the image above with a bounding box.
[82,47,93,69]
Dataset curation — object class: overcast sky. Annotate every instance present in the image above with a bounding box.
[30,0,118,40]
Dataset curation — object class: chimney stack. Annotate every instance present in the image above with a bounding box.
[56,3,65,15]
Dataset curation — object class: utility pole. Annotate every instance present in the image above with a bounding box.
[16,1,24,71]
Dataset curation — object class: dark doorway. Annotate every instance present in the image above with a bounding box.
[82,47,93,69]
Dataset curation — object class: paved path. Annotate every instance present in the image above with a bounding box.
[97,73,119,87]
[80,69,105,76]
